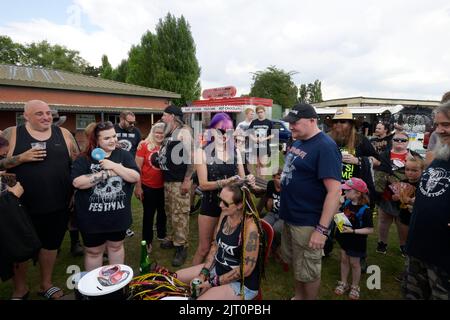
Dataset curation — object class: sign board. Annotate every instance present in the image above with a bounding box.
[182,105,243,113]
[202,86,237,99]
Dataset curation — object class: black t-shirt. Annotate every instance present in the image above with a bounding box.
[156,128,190,182]
[406,158,450,273]
[249,119,273,151]
[114,124,142,157]
[370,135,393,154]
[71,149,140,234]
[265,180,280,215]
[9,125,72,215]
[335,202,373,254]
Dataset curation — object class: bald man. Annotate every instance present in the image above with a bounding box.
[1,100,79,300]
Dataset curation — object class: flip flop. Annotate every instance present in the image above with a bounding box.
[38,286,64,300]
[11,291,30,300]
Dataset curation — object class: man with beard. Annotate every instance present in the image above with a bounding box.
[403,102,450,300]
[153,105,194,267]
[325,107,379,257]
[114,111,142,157]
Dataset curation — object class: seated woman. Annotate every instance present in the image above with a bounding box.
[176,182,264,300]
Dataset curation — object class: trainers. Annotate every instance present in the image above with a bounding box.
[126,229,135,237]
[172,246,187,267]
[376,241,387,254]
[160,239,174,249]
[334,281,349,296]
[70,242,84,257]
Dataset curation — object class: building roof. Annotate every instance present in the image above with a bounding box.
[0,102,163,114]
[0,64,180,99]
[313,96,439,108]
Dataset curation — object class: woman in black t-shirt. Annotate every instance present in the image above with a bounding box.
[177,182,264,300]
[72,122,140,271]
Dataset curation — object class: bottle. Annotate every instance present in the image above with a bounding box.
[140,240,150,274]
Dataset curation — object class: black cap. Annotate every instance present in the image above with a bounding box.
[164,105,183,118]
[282,103,318,123]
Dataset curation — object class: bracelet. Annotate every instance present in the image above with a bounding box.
[208,275,220,287]
[315,224,328,236]
[317,223,329,231]
[200,267,210,279]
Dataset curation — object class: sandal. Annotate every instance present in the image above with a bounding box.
[38,286,64,300]
[334,281,349,296]
[349,285,360,300]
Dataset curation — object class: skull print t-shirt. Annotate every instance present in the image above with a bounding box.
[71,148,140,234]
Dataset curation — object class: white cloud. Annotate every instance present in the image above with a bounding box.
[1,0,450,101]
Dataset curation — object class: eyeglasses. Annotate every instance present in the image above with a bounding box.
[125,120,137,126]
[333,119,351,124]
[393,138,408,143]
[219,197,234,208]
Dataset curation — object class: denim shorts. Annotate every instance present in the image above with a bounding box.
[210,267,258,300]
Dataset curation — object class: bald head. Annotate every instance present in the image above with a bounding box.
[23,100,52,132]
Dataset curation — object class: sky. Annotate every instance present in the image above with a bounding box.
[1,0,449,101]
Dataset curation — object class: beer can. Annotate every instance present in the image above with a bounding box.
[191,278,201,298]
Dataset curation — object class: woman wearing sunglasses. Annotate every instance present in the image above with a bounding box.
[192,113,255,266]
[373,131,422,255]
[177,182,264,300]
[72,121,140,271]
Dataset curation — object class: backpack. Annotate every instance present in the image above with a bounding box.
[342,199,369,228]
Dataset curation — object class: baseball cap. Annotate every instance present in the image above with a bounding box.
[341,177,368,193]
[282,103,318,123]
[164,105,184,118]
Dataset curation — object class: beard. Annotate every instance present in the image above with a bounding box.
[434,138,450,161]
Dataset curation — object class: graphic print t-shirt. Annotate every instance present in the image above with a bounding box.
[114,124,142,157]
[71,149,140,234]
[249,119,273,150]
[266,180,280,215]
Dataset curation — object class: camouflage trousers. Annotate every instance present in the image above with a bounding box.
[402,256,449,300]
[164,182,190,247]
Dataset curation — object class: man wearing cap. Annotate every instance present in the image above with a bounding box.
[280,103,342,300]
[153,105,194,267]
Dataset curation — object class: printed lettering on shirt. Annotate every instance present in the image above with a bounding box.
[88,163,126,212]
[215,238,239,267]
[419,167,450,198]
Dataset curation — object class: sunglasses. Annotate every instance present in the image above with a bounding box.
[393,138,408,143]
[216,128,226,135]
[333,119,351,124]
[125,120,137,126]
[219,197,234,208]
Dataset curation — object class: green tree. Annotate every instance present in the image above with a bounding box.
[24,40,90,73]
[249,66,298,108]
[299,79,323,103]
[100,54,113,79]
[112,59,128,82]
[0,35,26,64]
[126,13,201,105]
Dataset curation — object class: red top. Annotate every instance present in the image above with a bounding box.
[390,151,408,166]
[136,142,164,189]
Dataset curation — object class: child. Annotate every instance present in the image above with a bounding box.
[391,155,424,257]
[334,177,374,300]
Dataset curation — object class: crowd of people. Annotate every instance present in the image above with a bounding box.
[0,92,449,301]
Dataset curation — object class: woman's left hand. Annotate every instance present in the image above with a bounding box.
[99,159,118,171]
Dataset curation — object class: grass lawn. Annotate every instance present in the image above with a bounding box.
[0,195,405,300]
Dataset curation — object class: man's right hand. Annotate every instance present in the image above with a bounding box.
[19,148,46,163]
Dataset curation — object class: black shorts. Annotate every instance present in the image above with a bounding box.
[399,210,411,226]
[30,210,68,250]
[81,231,126,248]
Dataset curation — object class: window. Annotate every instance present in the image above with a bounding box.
[76,114,96,130]
[106,114,120,124]
[16,112,26,126]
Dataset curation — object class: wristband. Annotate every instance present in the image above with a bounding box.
[208,275,220,287]
[315,224,328,236]
[200,267,210,279]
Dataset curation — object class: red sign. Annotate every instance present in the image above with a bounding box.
[202,86,237,99]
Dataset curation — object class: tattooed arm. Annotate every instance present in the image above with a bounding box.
[72,171,109,189]
[62,128,80,161]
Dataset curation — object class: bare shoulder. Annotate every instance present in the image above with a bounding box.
[0,126,15,140]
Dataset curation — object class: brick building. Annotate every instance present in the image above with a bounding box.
[0,64,180,147]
